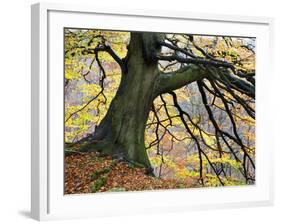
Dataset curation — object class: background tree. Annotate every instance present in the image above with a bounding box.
[64,29,255,186]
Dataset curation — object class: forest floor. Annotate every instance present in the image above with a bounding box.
[65,152,200,194]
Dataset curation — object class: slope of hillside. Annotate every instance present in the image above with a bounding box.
[65,152,199,194]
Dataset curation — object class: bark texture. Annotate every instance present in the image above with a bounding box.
[77,33,162,168]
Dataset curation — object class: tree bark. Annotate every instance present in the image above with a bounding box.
[75,33,162,168]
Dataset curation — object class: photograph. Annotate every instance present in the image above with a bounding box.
[63,29,256,194]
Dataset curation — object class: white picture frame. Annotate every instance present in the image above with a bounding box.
[31,2,274,221]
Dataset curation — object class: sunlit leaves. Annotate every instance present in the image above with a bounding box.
[64,29,126,143]
[65,67,80,80]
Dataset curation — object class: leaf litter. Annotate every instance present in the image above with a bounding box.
[65,152,199,194]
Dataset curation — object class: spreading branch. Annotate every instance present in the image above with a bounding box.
[155,64,206,96]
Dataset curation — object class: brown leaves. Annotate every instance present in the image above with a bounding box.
[65,152,199,194]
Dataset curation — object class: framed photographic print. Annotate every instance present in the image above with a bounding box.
[31,2,274,221]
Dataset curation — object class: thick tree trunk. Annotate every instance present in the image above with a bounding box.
[76,33,162,168]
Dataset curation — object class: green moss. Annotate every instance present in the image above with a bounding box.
[90,174,108,193]
[90,172,99,181]
[90,167,112,181]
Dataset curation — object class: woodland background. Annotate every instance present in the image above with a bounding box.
[0,0,280,224]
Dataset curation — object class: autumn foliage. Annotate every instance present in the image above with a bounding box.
[64,29,255,193]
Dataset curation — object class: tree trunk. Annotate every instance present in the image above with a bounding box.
[76,33,162,168]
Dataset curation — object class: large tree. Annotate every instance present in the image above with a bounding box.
[65,30,255,185]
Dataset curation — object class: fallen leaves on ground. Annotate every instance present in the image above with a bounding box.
[65,152,199,194]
